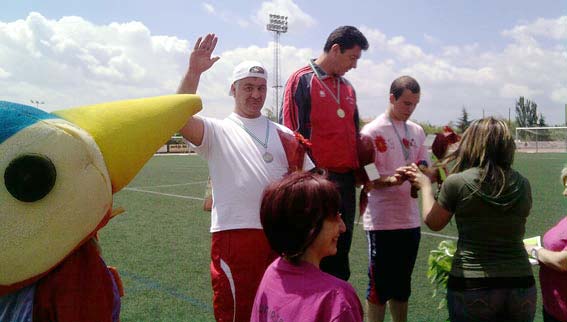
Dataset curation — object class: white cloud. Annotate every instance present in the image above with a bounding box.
[202,2,215,14]
[358,18,567,124]
[499,83,540,99]
[423,33,440,45]
[502,16,567,42]
[360,26,430,61]
[201,2,250,28]
[0,12,190,109]
[551,88,567,104]
[237,19,250,28]
[255,0,316,33]
[1,12,565,125]
[0,67,10,78]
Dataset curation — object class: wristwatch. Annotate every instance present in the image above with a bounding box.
[530,246,543,261]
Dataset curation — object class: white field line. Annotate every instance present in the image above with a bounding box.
[526,157,566,160]
[130,181,208,189]
[355,220,457,240]
[125,189,458,240]
[421,231,458,240]
[153,153,199,156]
[123,187,204,201]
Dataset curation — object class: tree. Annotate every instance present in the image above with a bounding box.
[456,106,471,133]
[417,122,446,135]
[536,113,551,141]
[515,97,551,141]
[538,113,548,127]
[515,96,539,128]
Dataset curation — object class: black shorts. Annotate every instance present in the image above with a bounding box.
[366,227,421,304]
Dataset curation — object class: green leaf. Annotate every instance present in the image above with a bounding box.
[427,239,456,311]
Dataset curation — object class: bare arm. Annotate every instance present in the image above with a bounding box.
[177,33,220,145]
[538,249,567,272]
[405,164,452,231]
[366,173,405,190]
[526,245,567,272]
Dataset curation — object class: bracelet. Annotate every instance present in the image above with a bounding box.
[530,246,543,261]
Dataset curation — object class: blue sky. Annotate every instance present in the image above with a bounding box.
[1,0,566,125]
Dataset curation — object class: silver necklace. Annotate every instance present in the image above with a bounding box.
[388,116,410,162]
[229,116,273,163]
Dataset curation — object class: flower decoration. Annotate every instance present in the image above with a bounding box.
[374,135,387,152]
[402,138,410,149]
[443,126,461,144]
[443,125,454,133]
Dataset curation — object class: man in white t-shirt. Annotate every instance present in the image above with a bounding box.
[177,33,313,322]
[361,76,430,322]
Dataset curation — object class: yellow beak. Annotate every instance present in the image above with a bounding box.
[53,94,201,193]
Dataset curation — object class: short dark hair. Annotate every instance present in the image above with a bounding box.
[323,26,369,53]
[390,76,420,100]
[260,171,340,264]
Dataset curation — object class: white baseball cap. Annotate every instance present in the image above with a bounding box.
[229,60,268,96]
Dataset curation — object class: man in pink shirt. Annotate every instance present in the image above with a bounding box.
[360,76,429,322]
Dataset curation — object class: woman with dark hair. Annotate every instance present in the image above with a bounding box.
[406,117,536,322]
[526,167,567,322]
[250,171,363,322]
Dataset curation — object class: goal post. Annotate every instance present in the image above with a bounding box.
[515,127,567,153]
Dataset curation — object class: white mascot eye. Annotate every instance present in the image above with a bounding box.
[0,119,111,286]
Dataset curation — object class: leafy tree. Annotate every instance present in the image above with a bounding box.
[514,97,551,140]
[456,107,471,133]
[537,113,551,141]
[515,96,539,127]
[538,113,548,127]
[417,122,446,135]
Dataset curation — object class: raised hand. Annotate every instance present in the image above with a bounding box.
[189,33,220,75]
[178,33,220,94]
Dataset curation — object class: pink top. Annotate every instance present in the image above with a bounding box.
[540,216,567,320]
[251,257,363,322]
[361,113,428,230]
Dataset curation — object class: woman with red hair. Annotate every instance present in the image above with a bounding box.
[251,171,363,322]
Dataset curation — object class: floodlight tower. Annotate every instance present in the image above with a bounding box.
[266,14,288,122]
[30,100,44,109]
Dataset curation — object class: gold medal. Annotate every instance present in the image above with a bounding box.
[337,108,345,118]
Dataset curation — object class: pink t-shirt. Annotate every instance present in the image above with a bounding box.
[251,258,363,322]
[361,113,428,230]
[540,216,567,321]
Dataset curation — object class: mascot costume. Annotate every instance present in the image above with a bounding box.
[0,95,201,321]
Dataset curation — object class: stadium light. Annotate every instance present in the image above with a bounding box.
[266,14,288,122]
[30,100,45,108]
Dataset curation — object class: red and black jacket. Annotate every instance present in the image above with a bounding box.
[280,60,360,173]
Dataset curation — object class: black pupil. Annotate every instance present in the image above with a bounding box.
[4,154,57,202]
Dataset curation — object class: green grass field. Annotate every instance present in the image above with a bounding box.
[99,153,567,322]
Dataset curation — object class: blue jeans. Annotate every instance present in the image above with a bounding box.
[447,286,536,322]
